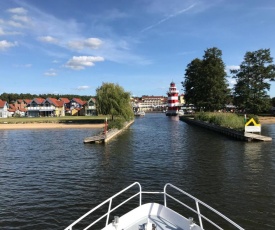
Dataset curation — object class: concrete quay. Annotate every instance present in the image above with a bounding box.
[179,116,272,142]
[84,120,134,144]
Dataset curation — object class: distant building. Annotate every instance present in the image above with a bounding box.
[27,98,45,117]
[132,95,167,111]
[85,98,97,116]
[59,98,71,114]
[70,98,86,116]
[0,99,8,118]
[179,94,185,105]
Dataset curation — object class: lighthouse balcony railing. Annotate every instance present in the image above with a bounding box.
[168,90,179,93]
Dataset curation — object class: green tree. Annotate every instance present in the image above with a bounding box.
[231,49,275,114]
[182,47,229,111]
[181,58,202,105]
[96,82,134,121]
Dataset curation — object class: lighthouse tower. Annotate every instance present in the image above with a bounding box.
[166,82,179,116]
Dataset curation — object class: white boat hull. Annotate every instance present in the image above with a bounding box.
[102,203,201,230]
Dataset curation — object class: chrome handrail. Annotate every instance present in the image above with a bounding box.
[164,183,244,230]
[64,182,244,230]
[64,182,142,230]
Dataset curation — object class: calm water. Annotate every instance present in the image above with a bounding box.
[0,113,275,229]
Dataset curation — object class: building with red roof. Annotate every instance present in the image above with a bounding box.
[0,99,9,118]
[27,98,45,117]
[70,98,87,116]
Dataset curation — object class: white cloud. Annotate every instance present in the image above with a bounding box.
[12,15,30,23]
[84,38,103,49]
[226,65,240,74]
[44,68,57,76]
[38,36,59,44]
[67,41,82,50]
[67,37,103,50]
[14,63,32,68]
[44,71,57,76]
[7,7,28,14]
[0,40,17,50]
[227,65,240,70]
[7,20,24,28]
[65,56,104,70]
[76,86,90,90]
[0,28,5,35]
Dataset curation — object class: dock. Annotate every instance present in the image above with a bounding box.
[179,116,272,142]
[244,133,272,142]
[83,134,105,144]
[84,120,134,144]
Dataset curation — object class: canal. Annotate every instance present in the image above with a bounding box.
[0,113,275,229]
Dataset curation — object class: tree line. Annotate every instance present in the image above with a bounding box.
[182,47,275,114]
[0,93,94,103]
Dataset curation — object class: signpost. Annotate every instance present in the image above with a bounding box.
[245,118,261,134]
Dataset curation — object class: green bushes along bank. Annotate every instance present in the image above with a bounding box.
[194,112,259,131]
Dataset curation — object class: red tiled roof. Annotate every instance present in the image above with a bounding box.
[8,104,16,112]
[24,99,32,105]
[8,104,27,112]
[47,98,64,107]
[59,98,70,103]
[72,98,86,105]
[0,100,7,108]
[33,98,45,104]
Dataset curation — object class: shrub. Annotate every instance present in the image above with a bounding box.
[107,118,125,130]
[194,112,254,131]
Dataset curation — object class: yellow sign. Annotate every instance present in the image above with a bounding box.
[245,118,260,126]
[245,118,261,133]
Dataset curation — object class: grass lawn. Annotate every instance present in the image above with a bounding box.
[0,115,111,124]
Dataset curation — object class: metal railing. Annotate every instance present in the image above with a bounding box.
[65,182,142,230]
[64,182,244,230]
[27,106,55,111]
[164,183,244,230]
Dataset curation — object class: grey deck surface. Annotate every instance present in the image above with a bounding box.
[123,216,185,230]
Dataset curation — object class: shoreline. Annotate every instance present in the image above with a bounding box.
[258,116,275,124]
[0,116,274,130]
[0,123,105,130]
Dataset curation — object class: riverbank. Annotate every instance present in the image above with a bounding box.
[0,123,105,130]
[0,116,274,130]
[258,116,275,124]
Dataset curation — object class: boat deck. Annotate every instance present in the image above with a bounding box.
[102,203,199,230]
[65,183,244,230]
[123,215,185,230]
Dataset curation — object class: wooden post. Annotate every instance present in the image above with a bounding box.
[104,117,108,135]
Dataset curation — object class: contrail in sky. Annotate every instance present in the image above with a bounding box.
[141,4,196,33]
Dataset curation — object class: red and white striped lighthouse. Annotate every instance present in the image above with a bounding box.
[166,82,179,116]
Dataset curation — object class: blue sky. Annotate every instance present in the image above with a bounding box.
[1,0,275,97]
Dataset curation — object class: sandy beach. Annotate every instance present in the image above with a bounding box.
[258,116,275,124]
[0,123,105,130]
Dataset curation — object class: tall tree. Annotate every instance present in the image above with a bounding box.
[182,47,229,111]
[231,49,275,114]
[96,82,134,121]
[182,58,202,106]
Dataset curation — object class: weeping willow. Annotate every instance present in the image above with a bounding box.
[96,82,134,121]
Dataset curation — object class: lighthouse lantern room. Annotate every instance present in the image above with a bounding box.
[166,82,180,116]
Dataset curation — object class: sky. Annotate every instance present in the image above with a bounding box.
[1,0,275,97]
